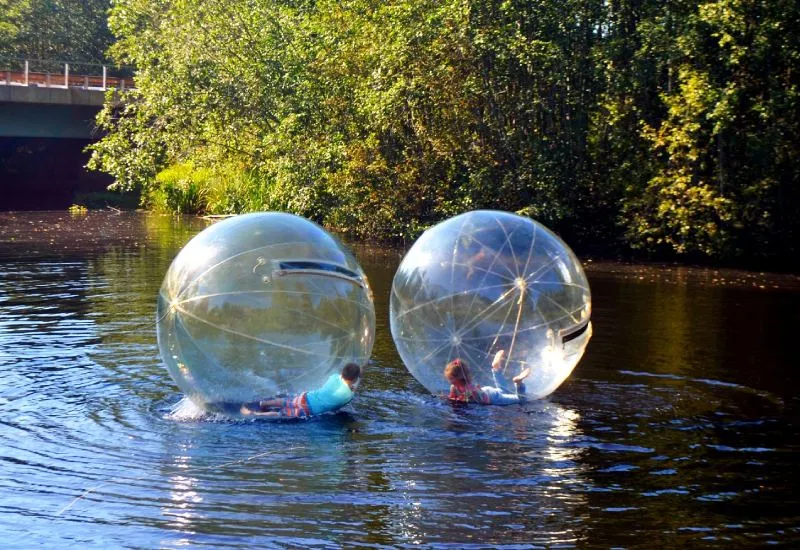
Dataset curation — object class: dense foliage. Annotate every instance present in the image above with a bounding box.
[87,0,799,265]
[0,0,114,72]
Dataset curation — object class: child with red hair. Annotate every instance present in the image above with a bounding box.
[445,350,529,405]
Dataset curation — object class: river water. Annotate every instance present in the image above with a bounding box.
[0,211,798,548]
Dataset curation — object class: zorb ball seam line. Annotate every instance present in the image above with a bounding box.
[390,210,591,400]
[157,212,375,410]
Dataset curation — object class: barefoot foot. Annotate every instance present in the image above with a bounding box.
[513,367,531,384]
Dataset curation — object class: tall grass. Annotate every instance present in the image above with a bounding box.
[144,162,291,216]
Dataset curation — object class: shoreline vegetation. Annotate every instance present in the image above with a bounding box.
[2,210,799,289]
[2,1,798,271]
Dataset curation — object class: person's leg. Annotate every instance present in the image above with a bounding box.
[241,394,310,418]
[492,369,517,394]
[240,407,280,417]
[513,367,531,396]
[209,401,246,415]
[240,397,284,415]
[257,397,285,411]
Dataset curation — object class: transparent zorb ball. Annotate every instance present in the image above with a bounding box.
[390,210,591,399]
[156,212,375,409]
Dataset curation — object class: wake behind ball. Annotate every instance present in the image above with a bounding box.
[390,210,591,400]
[156,212,375,410]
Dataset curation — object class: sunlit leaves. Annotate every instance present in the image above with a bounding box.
[87,0,798,264]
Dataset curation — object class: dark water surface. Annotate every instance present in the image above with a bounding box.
[1,211,798,548]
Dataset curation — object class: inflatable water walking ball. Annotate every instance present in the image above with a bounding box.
[390,210,592,400]
[156,212,375,410]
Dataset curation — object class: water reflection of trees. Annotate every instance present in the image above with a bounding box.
[177,271,374,395]
[81,214,205,403]
[87,213,375,401]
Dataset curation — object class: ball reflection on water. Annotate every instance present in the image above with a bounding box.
[390,210,592,399]
[156,212,375,408]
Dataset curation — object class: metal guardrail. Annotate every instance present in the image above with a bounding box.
[0,61,134,91]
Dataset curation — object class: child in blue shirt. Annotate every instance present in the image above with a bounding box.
[240,363,361,418]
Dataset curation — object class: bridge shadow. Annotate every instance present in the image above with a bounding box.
[1,137,114,210]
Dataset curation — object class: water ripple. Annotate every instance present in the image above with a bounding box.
[0,212,798,548]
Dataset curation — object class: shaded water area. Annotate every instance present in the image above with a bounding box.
[1,210,798,548]
[0,138,113,210]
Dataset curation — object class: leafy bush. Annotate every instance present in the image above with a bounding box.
[146,163,210,214]
[88,0,799,266]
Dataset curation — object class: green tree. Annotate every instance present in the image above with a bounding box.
[621,0,799,261]
[0,0,114,71]
[89,0,798,266]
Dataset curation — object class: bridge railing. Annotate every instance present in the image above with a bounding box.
[0,59,134,91]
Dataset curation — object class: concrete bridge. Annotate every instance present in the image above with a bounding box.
[0,62,133,139]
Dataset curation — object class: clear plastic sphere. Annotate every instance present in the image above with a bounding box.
[156,212,375,408]
[390,210,591,400]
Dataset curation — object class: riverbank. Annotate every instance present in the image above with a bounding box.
[1,210,798,289]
